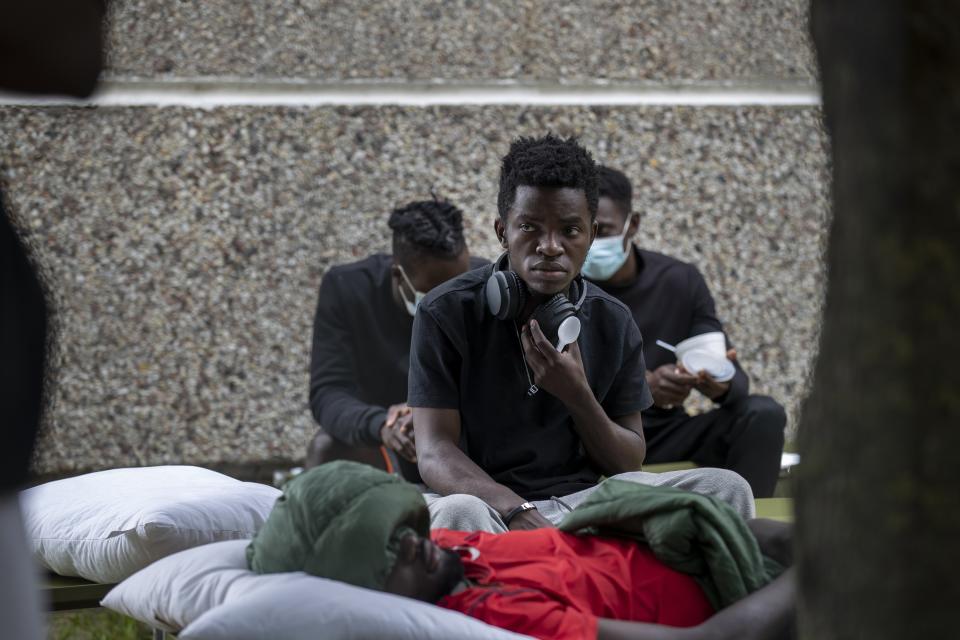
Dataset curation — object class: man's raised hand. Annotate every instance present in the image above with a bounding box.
[520,320,590,400]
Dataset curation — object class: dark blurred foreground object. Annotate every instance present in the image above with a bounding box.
[0,0,106,493]
[0,0,105,98]
[1,2,106,638]
[798,1,960,638]
[0,201,48,490]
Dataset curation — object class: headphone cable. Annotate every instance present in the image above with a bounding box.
[514,322,539,397]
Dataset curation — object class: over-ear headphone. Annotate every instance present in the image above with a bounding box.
[484,253,587,351]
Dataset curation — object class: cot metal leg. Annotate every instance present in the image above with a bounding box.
[153,628,167,640]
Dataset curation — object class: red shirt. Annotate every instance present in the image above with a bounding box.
[432,528,713,640]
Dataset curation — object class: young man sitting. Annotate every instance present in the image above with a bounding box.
[581,166,786,498]
[248,461,796,640]
[306,198,486,479]
[407,134,756,532]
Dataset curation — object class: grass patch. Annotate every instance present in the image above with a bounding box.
[48,609,153,640]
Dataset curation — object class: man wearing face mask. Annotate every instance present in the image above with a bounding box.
[582,166,786,498]
[306,199,487,480]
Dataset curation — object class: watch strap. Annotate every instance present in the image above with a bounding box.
[503,501,537,527]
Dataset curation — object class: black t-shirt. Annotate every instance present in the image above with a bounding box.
[590,247,749,426]
[308,254,487,456]
[407,262,653,500]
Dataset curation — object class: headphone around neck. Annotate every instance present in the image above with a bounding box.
[484,253,587,351]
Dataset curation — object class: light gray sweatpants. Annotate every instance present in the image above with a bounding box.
[424,467,755,534]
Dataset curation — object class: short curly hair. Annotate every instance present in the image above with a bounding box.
[388,198,466,262]
[597,165,633,214]
[497,134,599,221]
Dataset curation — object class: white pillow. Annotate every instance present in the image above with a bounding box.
[103,539,529,639]
[20,466,280,583]
[179,577,531,640]
[102,540,260,631]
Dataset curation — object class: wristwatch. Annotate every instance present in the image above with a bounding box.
[503,501,537,527]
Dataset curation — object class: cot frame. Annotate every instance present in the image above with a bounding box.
[45,574,169,639]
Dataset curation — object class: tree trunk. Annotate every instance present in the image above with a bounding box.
[798,1,960,638]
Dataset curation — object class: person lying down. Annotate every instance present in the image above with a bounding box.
[247,461,795,640]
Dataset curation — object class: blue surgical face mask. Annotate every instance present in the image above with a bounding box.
[582,218,631,281]
[397,265,426,317]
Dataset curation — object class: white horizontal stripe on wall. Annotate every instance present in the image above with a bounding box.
[0,79,821,108]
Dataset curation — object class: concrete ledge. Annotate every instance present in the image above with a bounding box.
[0,80,821,108]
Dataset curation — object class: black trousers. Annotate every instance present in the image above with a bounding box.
[643,395,787,498]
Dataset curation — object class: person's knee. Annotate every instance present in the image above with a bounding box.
[688,467,756,519]
[305,428,384,470]
[428,494,504,533]
[641,467,756,519]
[746,396,787,425]
[741,396,787,444]
[305,428,335,469]
[702,466,754,496]
[721,469,757,519]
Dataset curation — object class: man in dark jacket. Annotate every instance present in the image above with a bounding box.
[582,166,786,497]
[306,199,486,480]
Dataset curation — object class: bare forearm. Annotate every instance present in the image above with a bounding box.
[419,440,526,514]
[565,386,645,475]
[598,619,701,640]
[696,568,795,640]
[597,568,795,640]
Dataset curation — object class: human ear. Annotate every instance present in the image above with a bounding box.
[493,217,507,248]
[628,212,640,236]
